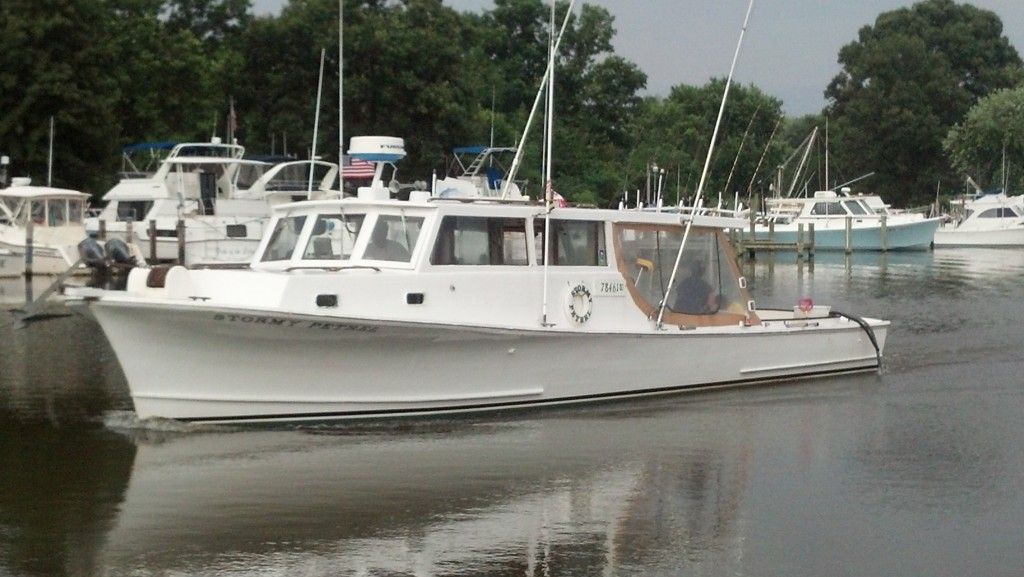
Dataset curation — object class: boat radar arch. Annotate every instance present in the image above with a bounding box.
[349,136,406,201]
[348,136,406,163]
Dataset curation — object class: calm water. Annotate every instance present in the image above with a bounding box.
[1,249,1023,577]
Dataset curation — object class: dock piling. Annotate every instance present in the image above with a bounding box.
[844,216,853,254]
[176,219,186,265]
[148,220,157,263]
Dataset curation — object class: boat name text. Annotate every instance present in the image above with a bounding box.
[213,313,378,332]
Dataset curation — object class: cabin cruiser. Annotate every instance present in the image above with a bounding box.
[933,192,1024,247]
[87,139,340,265]
[70,140,889,423]
[750,189,941,250]
[0,178,92,276]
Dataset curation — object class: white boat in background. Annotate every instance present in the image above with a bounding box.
[750,189,941,250]
[71,138,889,423]
[87,139,341,265]
[0,178,92,276]
[933,192,1024,247]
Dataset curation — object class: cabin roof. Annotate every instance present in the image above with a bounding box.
[0,185,90,199]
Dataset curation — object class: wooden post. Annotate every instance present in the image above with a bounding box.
[796,223,805,259]
[880,214,888,252]
[845,216,853,254]
[747,194,758,260]
[148,219,157,263]
[98,219,106,241]
[24,219,34,279]
[808,223,815,259]
[126,219,133,247]
[768,219,775,243]
[176,219,186,265]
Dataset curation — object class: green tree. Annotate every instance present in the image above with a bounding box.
[0,0,122,194]
[627,79,784,208]
[944,85,1024,193]
[825,0,1023,206]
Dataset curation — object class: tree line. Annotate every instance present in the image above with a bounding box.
[1,0,1022,207]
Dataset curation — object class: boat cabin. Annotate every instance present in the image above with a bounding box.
[0,181,89,229]
[251,198,758,329]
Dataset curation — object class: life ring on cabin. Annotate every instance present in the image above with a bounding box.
[565,283,593,323]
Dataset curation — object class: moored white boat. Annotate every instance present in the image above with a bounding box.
[750,190,941,250]
[86,139,342,265]
[0,179,92,276]
[933,192,1024,247]
[73,141,889,423]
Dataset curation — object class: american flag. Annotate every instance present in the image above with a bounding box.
[343,156,376,179]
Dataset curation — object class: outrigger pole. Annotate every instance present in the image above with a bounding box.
[540,0,557,326]
[500,0,576,200]
[656,0,756,328]
[309,48,326,194]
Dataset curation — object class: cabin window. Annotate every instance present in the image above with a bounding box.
[30,201,45,224]
[1,197,20,218]
[534,220,606,266]
[117,201,152,222]
[613,224,753,326]
[68,200,84,224]
[47,199,67,226]
[431,216,528,265]
[302,213,365,260]
[978,207,1019,218]
[810,202,845,216]
[261,215,307,262]
[843,200,868,216]
[364,215,423,262]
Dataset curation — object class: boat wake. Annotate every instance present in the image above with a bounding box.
[103,410,239,440]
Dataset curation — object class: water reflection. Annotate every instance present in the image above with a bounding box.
[1,250,1023,576]
[95,403,765,576]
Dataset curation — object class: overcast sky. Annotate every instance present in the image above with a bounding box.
[251,0,1024,115]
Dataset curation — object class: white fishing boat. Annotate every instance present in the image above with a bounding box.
[751,189,941,250]
[86,139,341,265]
[933,192,1024,247]
[71,137,889,423]
[0,178,92,276]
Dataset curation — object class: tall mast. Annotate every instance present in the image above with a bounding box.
[338,0,345,195]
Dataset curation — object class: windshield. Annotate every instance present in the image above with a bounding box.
[363,214,423,262]
[302,213,365,260]
[614,223,755,326]
[260,215,307,262]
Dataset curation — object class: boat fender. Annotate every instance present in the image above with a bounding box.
[565,283,593,323]
[146,265,174,288]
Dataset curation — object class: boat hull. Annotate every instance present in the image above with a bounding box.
[90,301,888,423]
[933,226,1024,247]
[0,242,84,276]
[748,217,940,250]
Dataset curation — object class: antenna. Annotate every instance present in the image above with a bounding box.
[540,0,558,327]
[657,0,756,328]
[47,116,55,186]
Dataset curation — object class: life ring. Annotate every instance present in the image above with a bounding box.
[565,283,593,323]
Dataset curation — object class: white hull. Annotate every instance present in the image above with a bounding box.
[749,217,941,250]
[0,241,84,276]
[933,226,1024,247]
[90,300,887,423]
